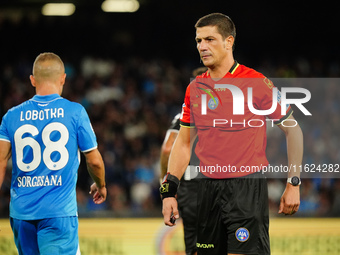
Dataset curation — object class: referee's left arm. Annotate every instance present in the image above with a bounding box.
[277,115,303,215]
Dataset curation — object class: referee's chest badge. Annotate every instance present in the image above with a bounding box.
[235,227,250,242]
[208,97,219,110]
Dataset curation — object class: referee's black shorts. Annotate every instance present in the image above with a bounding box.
[196,172,270,255]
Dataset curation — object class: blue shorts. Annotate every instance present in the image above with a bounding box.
[10,216,80,255]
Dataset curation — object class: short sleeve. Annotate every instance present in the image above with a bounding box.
[77,107,97,152]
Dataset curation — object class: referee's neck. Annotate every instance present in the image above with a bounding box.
[209,56,235,79]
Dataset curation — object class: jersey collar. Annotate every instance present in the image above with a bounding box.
[205,61,239,78]
[229,61,239,75]
[31,94,62,103]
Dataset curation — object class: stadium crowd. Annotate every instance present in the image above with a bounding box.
[0,54,339,218]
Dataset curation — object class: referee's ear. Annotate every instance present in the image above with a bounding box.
[224,35,234,51]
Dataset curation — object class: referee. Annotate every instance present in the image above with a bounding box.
[160,13,303,255]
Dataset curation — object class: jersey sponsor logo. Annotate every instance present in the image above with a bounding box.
[235,227,250,242]
[196,242,214,249]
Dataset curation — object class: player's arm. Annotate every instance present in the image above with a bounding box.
[0,141,11,189]
[162,126,197,226]
[160,130,179,178]
[84,148,107,204]
[277,115,303,215]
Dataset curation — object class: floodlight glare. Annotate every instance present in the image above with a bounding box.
[42,3,76,16]
[101,0,140,13]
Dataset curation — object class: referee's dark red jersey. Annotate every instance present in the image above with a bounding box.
[180,61,293,179]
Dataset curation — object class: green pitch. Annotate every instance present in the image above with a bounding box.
[0,218,339,255]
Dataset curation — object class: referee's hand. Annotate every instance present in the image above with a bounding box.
[162,197,179,226]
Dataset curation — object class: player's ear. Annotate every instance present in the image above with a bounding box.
[58,73,66,95]
[30,75,37,88]
[60,73,66,86]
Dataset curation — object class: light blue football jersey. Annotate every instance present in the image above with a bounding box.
[0,94,97,220]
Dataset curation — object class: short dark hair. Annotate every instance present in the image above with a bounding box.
[195,13,236,50]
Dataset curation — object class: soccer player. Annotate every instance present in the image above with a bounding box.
[0,52,107,255]
[160,13,303,255]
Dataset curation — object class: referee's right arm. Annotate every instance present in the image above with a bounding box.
[162,126,196,226]
[168,126,194,179]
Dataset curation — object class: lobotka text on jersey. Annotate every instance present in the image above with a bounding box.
[20,108,64,121]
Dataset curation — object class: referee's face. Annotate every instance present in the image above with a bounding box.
[196,26,229,68]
